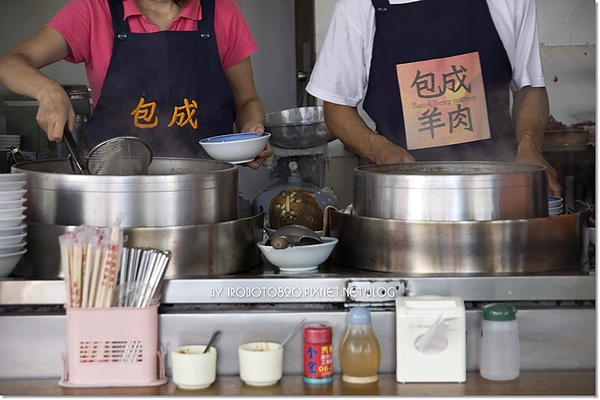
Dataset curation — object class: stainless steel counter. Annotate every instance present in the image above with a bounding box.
[0,264,595,305]
[0,265,595,381]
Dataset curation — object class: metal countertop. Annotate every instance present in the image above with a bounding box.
[0,263,595,305]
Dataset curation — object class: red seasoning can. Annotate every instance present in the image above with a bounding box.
[303,324,333,384]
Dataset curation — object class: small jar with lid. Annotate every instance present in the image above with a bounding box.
[480,303,520,381]
[303,324,333,384]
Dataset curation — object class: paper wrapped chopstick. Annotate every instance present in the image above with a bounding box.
[59,221,123,308]
[60,220,171,308]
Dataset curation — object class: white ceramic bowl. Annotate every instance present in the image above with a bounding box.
[0,189,26,202]
[0,249,26,277]
[0,173,26,182]
[0,233,26,246]
[238,342,283,386]
[171,345,217,390]
[0,181,26,191]
[0,242,25,255]
[0,224,26,236]
[199,132,271,164]
[549,206,563,216]
[0,215,26,228]
[0,206,26,219]
[257,237,338,272]
[0,198,26,210]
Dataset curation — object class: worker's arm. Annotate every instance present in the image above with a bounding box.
[323,101,415,164]
[0,26,75,142]
[512,86,561,196]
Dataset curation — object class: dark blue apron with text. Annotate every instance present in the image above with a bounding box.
[86,0,236,157]
[363,0,515,161]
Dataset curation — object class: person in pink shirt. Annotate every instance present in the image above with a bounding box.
[0,0,271,167]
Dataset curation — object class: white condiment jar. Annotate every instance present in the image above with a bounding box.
[479,303,520,381]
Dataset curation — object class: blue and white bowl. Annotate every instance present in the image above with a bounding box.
[199,132,271,164]
[548,196,563,209]
[548,196,564,216]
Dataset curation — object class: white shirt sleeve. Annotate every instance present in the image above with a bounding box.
[487,0,546,91]
[306,0,375,107]
[307,0,546,106]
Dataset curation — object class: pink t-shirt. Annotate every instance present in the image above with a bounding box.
[47,0,258,106]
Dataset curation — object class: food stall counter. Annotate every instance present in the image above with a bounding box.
[0,371,595,396]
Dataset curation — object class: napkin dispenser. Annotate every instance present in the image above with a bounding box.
[396,295,466,383]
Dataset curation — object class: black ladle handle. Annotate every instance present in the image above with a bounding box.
[63,126,88,174]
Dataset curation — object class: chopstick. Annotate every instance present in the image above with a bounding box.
[118,247,171,308]
[60,223,171,308]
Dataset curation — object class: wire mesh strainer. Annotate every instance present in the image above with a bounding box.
[86,137,153,175]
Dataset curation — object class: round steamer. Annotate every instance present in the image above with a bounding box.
[353,162,549,222]
[13,158,239,227]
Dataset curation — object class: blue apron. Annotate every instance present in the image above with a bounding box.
[363,0,515,161]
[86,0,236,157]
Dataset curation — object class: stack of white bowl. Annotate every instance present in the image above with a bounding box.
[0,134,21,149]
[548,196,564,216]
[0,172,27,278]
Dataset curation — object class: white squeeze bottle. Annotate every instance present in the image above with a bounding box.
[480,303,520,381]
[339,306,381,384]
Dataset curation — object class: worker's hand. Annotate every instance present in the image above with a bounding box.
[243,123,272,169]
[35,83,75,142]
[369,134,416,164]
[516,147,562,197]
[244,123,265,136]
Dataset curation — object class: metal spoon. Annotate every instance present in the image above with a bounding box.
[270,236,290,249]
[266,225,322,248]
[203,330,221,353]
[281,319,306,347]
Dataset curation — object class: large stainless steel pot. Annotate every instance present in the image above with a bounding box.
[327,202,589,274]
[354,162,549,221]
[13,212,263,279]
[13,158,239,227]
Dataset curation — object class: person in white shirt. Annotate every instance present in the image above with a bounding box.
[307,0,560,195]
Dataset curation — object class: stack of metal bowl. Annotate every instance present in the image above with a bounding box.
[264,106,336,149]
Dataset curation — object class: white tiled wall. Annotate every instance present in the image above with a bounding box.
[538,0,596,124]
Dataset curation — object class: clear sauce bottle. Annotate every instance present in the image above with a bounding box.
[339,306,381,384]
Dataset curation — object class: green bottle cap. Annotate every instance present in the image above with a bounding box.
[482,303,517,321]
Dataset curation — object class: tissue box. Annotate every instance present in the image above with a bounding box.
[396,296,466,383]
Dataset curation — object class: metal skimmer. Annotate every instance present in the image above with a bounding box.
[86,136,153,175]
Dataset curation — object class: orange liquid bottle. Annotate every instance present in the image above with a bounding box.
[339,306,381,384]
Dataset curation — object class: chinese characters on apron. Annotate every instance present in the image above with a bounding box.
[397,52,490,150]
[86,0,236,158]
[364,0,516,161]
